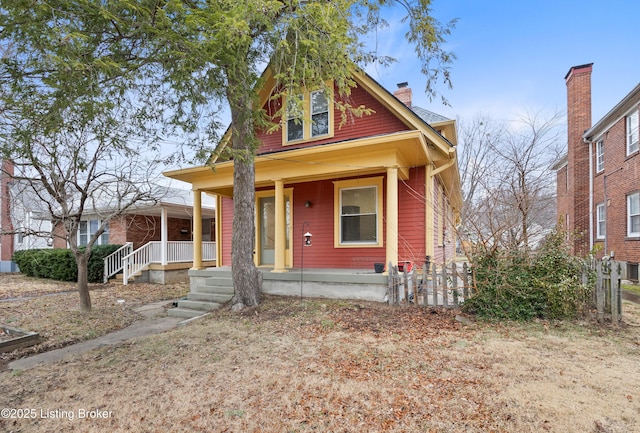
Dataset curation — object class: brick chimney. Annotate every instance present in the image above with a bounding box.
[394,82,412,108]
[565,63,593,255]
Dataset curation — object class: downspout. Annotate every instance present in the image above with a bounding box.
[586,138,594,252]
[431,153,456,177]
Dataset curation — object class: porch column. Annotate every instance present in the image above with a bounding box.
[160,206,168,265]
[386,166,399,269]
[192,189,203,270]
[425,164,435,259]
[273,179,287,272]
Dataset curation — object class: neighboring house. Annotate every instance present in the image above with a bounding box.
[165,69,463,302]
[1,176,217,282]
[554,63,640,280]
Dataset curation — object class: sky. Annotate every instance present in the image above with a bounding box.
[366,0,640,127]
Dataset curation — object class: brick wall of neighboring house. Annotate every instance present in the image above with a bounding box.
[51,214,208,251]
[0,161,14,261]
[555,164,569,233]
[591,109,640,264]
[565,64,592,255]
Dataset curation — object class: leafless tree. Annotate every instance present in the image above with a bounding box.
[458,110,563,256]
[2,125,163,311]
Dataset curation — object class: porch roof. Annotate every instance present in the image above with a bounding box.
[164,129,457,201]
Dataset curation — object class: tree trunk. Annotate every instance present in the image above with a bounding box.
[75,252,92,311]
[227,77,261,307]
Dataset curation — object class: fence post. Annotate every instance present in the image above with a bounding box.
[611,261,621,323]
[421,263,428,307]
[431,263,438,307]
[596,261,604,323]
[403,268,409,304]
[462,262,469,299]
[441,265,448,308]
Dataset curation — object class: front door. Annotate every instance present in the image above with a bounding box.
[258,194,291,266]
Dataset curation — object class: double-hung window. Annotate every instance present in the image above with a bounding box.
[596,203,605,239]
[627,111,639,155]
[286,94,304,142]
[596,140,604,172]
[284,88,332,144]
[628,192,640,237]
[310,90,329,138]
[334,177,383,247]
[79,219,109,246]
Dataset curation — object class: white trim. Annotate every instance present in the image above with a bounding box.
[628,192,640,237]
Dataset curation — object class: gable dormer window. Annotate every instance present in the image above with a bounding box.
[284,87,333,144]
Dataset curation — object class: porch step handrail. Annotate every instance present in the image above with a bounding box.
[122,241,217,285]
[122,242,158,285]
[103,242,134,283]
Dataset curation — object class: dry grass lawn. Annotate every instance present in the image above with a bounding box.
[1,274,640,432]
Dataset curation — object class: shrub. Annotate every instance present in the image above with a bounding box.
[13,245,122,283]
[462,229,592,321]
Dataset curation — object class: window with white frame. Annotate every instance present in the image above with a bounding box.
[596,140,604,172]
[79,219,109,246]
[284,88,332,143]
[333,177,383,247]
[627,111,639,155]
[596,203,606,239]
[628,192,640,237]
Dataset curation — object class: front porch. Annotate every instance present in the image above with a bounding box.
[189,266,389,303]
[104,241,216,284]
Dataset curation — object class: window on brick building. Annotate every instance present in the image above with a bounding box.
[79,219,109,246]
[628,192,640,237]
[596,140,604,172]
[627,111,639,155]
[596,203,606,239]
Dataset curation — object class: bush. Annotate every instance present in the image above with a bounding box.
[462,230,592,321]
[13,245,123,283]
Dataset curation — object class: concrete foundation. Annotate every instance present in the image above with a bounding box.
[189,267,389,302]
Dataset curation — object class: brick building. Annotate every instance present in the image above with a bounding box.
[555,63,640,280]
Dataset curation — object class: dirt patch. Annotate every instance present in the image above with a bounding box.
[0,294,639,432]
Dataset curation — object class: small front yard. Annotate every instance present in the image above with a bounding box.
[0,273,639,432]
[0,273,189,368]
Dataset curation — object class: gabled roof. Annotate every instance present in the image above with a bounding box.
[411,106,451,124]
[166,65,462,213]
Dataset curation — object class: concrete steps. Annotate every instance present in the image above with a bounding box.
[167,269,234,319]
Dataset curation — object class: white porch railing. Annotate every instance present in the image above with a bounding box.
[103,242,134,283]
[118,241,216,285]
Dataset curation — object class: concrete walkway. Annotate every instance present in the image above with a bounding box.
[8,301,207,371]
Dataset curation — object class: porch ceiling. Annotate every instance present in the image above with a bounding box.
[164,130,445,196]
[129,203,217,219]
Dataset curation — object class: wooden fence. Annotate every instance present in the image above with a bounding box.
[387,261,474,308]
[591,259,622,323]
[388,258,623,321]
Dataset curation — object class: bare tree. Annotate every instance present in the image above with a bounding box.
[2,125,162,311]
[458,111,563,255]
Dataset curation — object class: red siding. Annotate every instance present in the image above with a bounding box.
[256,83,410,155]
[291,178,387,270]
[221,196,234,266]
[398,167,427,265]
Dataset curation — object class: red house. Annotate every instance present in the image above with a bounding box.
[165,69,462,310]
[555,63,640,280]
